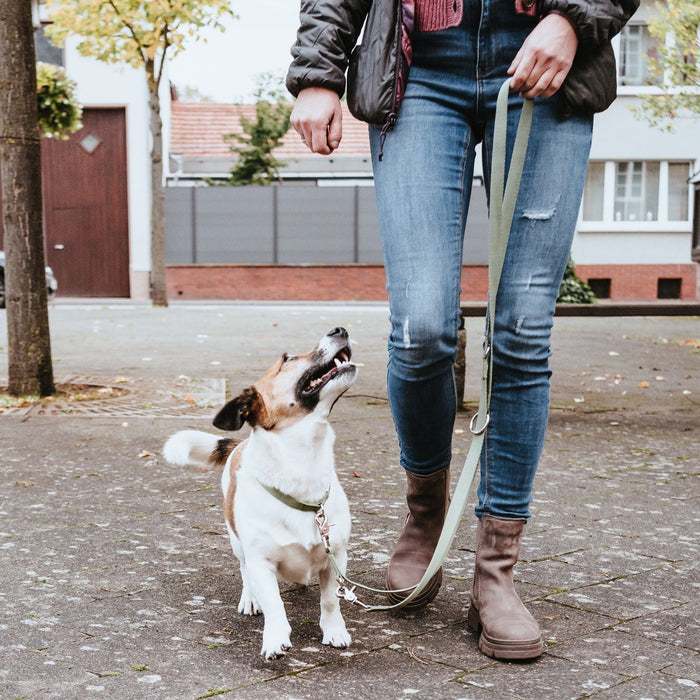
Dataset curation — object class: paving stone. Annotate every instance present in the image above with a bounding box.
[548,627,696,678]
[456,653,628,699]
[1,306,698,699]
[584,670,699,699]
[613,603,699,650]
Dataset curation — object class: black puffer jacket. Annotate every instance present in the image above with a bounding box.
[286,0,639,124]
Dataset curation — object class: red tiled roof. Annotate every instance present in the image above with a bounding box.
[170,100,371,160]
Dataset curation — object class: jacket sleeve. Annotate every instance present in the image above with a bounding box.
[540,0,640,49]
[286,0,373,98]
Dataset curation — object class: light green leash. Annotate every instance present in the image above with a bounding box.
[318,80,534,611]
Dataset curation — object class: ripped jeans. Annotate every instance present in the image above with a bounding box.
[369,6,593,519]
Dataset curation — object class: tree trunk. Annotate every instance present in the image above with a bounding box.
[0,0,55,396]
[147,74,167,307]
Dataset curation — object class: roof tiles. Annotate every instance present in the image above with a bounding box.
[169,101,371,160]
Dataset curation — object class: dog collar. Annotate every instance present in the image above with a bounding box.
[257,479,330,513]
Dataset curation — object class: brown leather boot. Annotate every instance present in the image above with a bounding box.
[386,467,450,609]
[467,514,544,659]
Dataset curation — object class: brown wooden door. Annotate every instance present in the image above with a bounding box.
[41,107,130,297]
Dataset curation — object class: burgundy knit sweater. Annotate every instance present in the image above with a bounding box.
[415,0,537,32]
[415,0,463,32]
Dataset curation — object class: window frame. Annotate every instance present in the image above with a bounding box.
[579,160,694,232]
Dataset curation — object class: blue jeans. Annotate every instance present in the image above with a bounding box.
[369,2,593,519]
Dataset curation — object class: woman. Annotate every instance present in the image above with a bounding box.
[286,0,638,660]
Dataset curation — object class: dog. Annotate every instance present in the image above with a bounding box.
[163,327,357,659]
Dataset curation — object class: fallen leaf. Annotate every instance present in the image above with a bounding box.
[139,450,151,458]
[353,471,362,478]
[184,394,197,404]
[638,381,649,388]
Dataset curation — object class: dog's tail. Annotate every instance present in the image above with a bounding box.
[163,430,238,467]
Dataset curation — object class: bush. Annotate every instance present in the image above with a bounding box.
[557,257,597,304]
[36,62,82,139]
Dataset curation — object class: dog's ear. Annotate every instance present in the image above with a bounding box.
[213,387,262,431]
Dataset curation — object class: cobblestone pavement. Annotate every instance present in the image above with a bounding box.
[1,303,698,699]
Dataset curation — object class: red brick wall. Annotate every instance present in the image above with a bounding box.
[166,263,698,302]
[166,265,491,302]
[576,264,698,301]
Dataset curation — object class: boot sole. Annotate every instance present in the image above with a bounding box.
[467,604,544,660]
[385,569,442,610]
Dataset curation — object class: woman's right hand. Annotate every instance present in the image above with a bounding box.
[290,87,343,155]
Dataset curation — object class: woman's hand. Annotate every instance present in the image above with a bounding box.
[508,13,578,99]
[290,87,343,155]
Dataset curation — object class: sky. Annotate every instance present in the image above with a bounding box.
[167,0,301,103]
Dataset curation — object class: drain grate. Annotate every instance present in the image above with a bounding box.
[1,376,226,419]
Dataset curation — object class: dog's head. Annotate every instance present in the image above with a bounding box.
[212,327,357,432]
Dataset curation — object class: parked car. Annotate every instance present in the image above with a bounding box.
[0,251,58,308]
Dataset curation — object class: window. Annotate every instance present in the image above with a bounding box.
[587,278,611,299]
[581,161,691,224]
[619,24,659,86]
[668,163,690,221]
[582,162,605,222]
[657,278,682,299]
[615,161,659,222]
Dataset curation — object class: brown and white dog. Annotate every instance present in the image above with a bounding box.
[163,327,356,659]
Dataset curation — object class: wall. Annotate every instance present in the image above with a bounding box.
[165,183,490,266]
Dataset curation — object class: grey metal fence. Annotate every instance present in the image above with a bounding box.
[165,183,489,265]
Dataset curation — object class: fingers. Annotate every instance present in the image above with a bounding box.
[507,13,577,99]
[289,87,343,155]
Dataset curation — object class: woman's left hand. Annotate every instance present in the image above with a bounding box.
[508,13,578,99]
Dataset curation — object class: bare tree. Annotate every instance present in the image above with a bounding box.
[0,0,55,396]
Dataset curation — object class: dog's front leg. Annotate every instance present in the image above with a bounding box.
[245,557,292,659]
[319,551,351,649]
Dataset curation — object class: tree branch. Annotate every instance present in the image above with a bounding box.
[106,0,148,66]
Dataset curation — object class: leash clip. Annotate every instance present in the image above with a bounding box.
[315,506,332,552]
[336,582,369,609]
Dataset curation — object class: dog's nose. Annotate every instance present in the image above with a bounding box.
[328,327,348,339]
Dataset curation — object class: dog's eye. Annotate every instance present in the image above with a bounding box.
[282,354,297,363]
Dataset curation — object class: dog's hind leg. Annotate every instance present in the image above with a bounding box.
[237,561,262,616]
[224,522,261,615]
[244,557,292,659]
[319,553,351,649]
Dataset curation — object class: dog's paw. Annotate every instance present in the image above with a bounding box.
[322,626,351,649]
[238,591,261,616]
[261,636,291,660]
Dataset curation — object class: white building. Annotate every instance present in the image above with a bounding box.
[31,0,161,300]
[573,0,700,300]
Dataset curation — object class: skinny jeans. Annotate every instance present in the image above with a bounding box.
[369,1,593,519]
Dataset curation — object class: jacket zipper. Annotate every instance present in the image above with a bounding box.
[378,0,404,161]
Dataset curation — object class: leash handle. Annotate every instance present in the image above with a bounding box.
[332,80,534,612]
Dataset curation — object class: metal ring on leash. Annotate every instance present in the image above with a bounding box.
[469,412,490,435]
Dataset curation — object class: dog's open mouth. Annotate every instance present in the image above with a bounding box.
[300,347,354,397]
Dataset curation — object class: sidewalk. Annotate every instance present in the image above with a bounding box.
[1,303,698,699]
